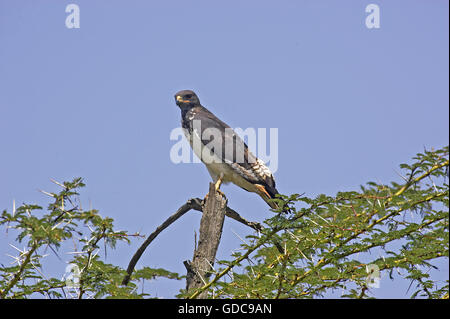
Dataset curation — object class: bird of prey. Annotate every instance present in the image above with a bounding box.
[174,90,280,209]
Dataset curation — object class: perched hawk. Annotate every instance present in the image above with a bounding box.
[174,90,280,209]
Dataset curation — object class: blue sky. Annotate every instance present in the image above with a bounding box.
[0,0,448,298]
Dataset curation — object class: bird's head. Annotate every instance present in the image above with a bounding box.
[174,90,200,111]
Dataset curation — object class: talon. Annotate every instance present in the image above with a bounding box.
[216,189,225,197]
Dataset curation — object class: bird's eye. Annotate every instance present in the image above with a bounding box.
[185,94,192,99]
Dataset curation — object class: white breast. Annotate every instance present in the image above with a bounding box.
[183,127,223,167]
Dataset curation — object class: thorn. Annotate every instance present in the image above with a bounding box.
[38,189,55,198]
[394,169,409,182]
[50,178,66,189]
[231,229,248,245]
[204,258,217,275]
[8,243,23,253]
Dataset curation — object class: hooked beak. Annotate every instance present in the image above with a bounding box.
[175,95,189,105]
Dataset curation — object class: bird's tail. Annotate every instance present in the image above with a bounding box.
[255,184,285,211]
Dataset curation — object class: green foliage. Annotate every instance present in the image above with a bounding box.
[0,146,448,299]
[185,146,449,299]
[0,178,182,299]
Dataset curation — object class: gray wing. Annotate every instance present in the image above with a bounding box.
[188,106,277,195]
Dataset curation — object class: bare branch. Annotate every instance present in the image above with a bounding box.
[122,194,263,286]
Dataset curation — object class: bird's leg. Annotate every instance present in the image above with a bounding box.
[214,175,225,196]
[203,175,225,204]
[215,176,222,192]
[215,176,224,195]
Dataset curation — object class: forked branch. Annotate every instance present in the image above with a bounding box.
[121,192,262,286]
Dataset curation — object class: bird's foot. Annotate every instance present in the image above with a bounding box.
[203,193,209,204]
[202,180,225,204]
[203,189,225,202]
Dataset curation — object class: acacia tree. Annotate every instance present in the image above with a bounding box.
[0,146,448,299]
